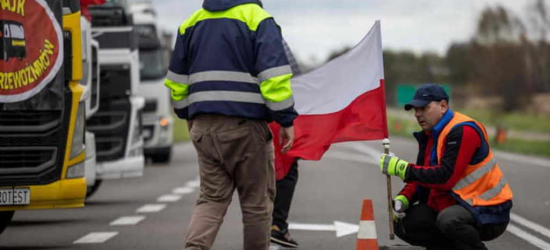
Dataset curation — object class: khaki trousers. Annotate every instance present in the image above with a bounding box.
[184,115,276,250]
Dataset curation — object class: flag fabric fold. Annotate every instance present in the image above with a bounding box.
[272,21,388,179]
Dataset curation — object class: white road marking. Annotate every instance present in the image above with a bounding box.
[507,224,550,250]
[157,194,182,202]
[173,186,195,194]
[324,150,377,165]
[288,221,359,237]
[510,213,550,240]
[329,142,380,165]
[136,204,167,213]
[345,141,383,160]
[495,151,550,169]
[186,178,200,188]
[110,216,145,226]
[73,232,118,244]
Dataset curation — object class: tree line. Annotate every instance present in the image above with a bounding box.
[325,0,550,112]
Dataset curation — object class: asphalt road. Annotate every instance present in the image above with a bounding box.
[1,136,549,250]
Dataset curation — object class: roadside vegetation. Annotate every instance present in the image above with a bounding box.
[172,115,190,143]
[388,111,550,158]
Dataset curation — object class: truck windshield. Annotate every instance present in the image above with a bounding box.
[9,24,24,39]
[139,49,165,81]
[103,0,128,8]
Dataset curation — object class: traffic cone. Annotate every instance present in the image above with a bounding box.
[356,199,379,250]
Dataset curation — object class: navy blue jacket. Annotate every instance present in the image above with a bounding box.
[164,0,297,127]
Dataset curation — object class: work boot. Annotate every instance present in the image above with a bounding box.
[270,225,299,248]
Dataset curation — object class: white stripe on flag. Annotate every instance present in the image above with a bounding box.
[292,21,384,115]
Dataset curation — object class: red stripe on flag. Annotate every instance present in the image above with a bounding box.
[288,80,388,161]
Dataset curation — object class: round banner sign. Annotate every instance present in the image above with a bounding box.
[0,0,63,103]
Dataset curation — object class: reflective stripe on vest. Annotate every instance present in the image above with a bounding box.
[189,71,258,85]
[437,112,512,207]
[171,67,295,111]
[258,65,292,83]
[453,157,497,190]
[167,70,189,84]
[464,177,509,205]
[173,90,295,111]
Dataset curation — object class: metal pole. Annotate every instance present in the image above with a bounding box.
[383,138,395,240]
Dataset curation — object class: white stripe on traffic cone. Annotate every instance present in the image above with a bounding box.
[356,199,379,250]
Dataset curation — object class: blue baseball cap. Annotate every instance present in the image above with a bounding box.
[404,84,449,111]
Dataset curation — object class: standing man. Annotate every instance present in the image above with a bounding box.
[269,39,301,248]
[164,1,297,250]
[379,84,513,250]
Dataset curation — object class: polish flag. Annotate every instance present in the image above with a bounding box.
[271,21,388,178]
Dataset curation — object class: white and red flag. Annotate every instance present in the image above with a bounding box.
[271,21,388,179]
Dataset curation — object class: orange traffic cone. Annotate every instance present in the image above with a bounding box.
[356,199,379,250]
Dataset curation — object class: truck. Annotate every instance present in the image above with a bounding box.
[80,8,101,196]
[131,0,173,163]
[0,20,27,61]
[86,0,145,191]
[0,0,88,234]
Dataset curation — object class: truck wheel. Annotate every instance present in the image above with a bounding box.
[0,211,15,235]
[151,147,172,163]
[86,180,103,199]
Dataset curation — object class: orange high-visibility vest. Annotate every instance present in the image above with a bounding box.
[436,112,513,207]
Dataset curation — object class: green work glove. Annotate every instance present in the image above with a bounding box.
[379,154,409,180]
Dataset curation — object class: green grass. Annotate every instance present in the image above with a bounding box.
[492,138,550,157]
[457,109,550,134]
[172,115,190,143]
[171,112,550,157]
[387,114,550,158]
[387,115,421,138]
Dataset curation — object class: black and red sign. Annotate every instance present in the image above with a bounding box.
[0,0,63,103]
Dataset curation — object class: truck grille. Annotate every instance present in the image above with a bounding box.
[87,98,131,162]
[0,111,62,133]
[143,99,157,113]
[143,125,154,143]
[87,112,127,131]
[0,147,57,175]
[95,138,124,159]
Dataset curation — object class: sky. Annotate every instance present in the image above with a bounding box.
[152,0,534,63]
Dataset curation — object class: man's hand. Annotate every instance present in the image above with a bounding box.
[379,154,409,180]
[280,126,295,154]
[392,195,409,221]
[393,195,409,213]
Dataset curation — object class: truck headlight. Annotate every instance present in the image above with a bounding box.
[159,117,170,128]
[131,111,143,146]
[70,102,86,159]
[66,161,85,179]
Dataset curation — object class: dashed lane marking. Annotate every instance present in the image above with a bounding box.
[173,186,195,194]
[186,178,200,188]
[157,194,182,202]
[110,216,146,226]
[136,204,167,213]
[74,232,118,244]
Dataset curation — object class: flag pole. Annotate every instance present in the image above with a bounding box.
[383,138,395,239]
